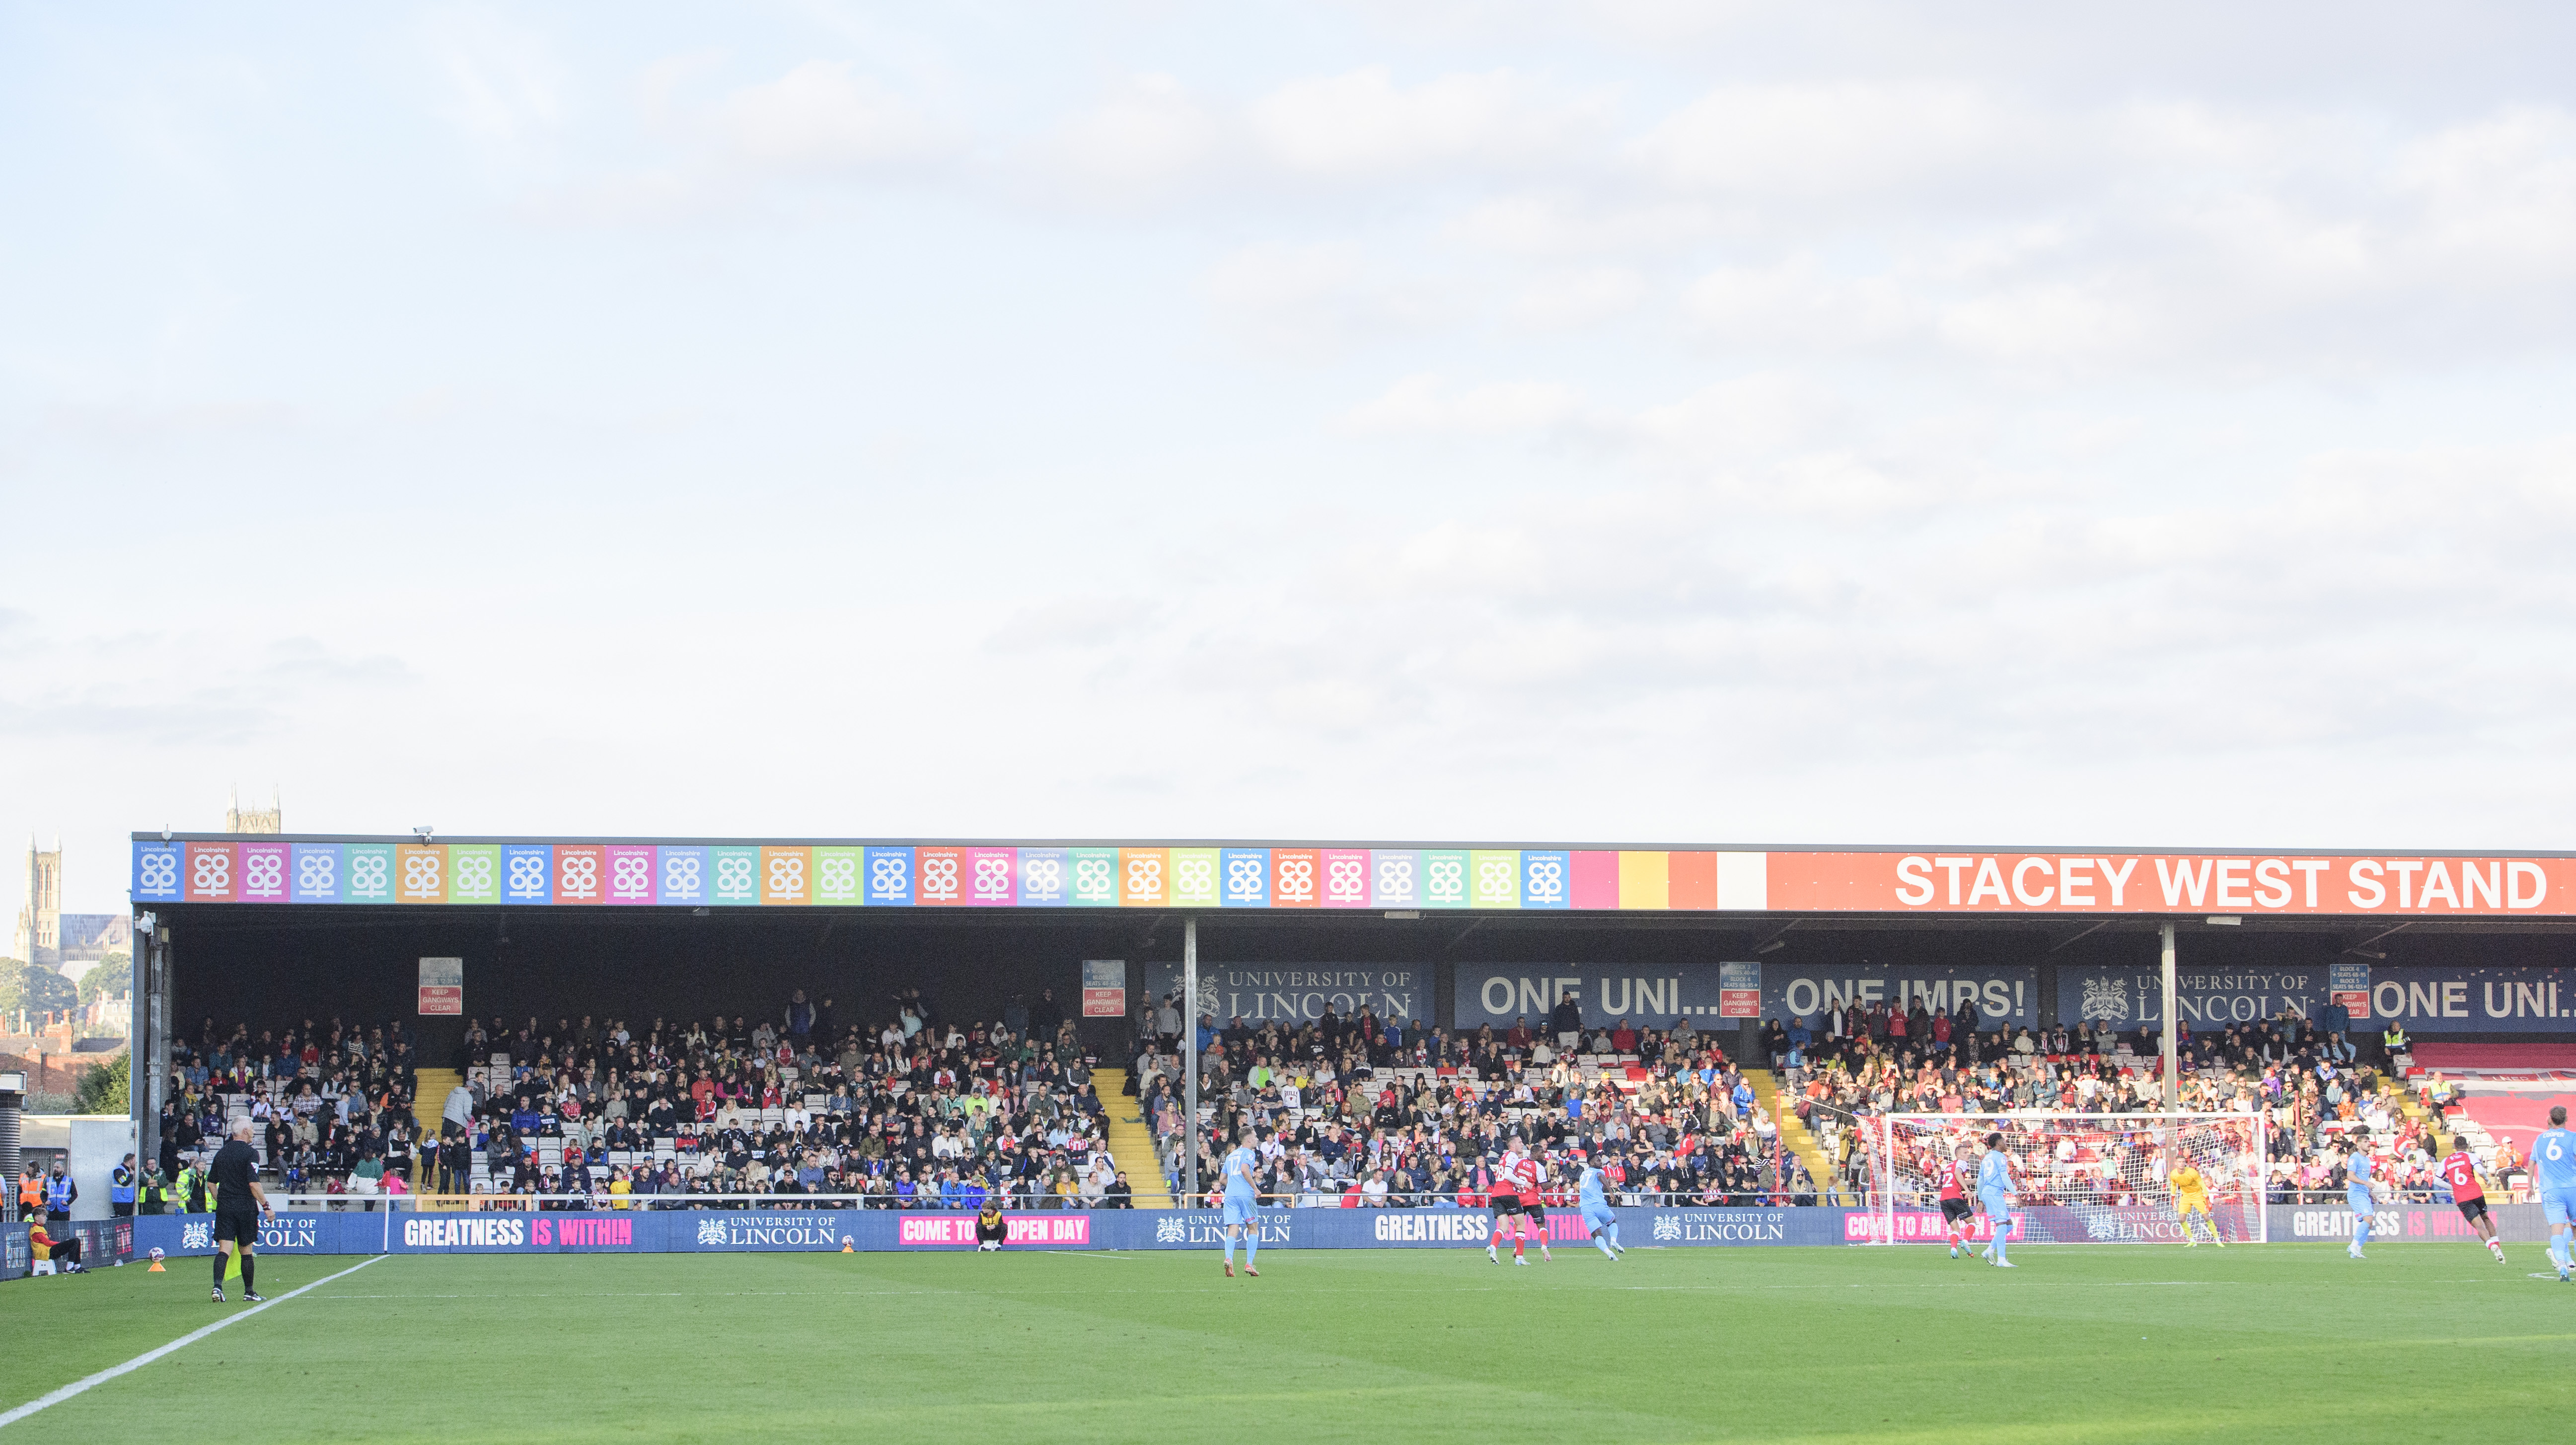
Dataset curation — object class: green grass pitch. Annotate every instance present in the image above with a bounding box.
[0,1242,2564,1443]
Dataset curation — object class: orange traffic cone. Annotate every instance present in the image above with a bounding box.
[147,1258,165,1272]
[841,1238,854,1253]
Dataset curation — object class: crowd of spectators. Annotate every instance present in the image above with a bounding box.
[1127,996,1810,1209]
[145,979,2498,1216]
[157,1016,424,1203]
[441,988,1136,1210]
[1769,999,2488,1206]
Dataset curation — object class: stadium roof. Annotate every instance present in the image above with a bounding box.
[131,834,2576,921]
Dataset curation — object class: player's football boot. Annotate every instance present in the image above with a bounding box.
[1514,1256,1528,1265]
[211,1288,225,1303]
[1487,1246,1499,1263]
[1245,1267,1258,1277]
[1223,1262,1234,1277]
[2212,1239,2225,1249]
[1994,1261,2016,1268]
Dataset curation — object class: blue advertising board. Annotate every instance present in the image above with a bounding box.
[130,1206,1853,1257]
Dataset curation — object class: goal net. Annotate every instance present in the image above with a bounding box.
[1859,1112,2268,1245]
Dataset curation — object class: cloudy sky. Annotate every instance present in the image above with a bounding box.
[5,2,2575,913]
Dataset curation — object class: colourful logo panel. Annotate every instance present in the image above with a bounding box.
[605,845,656,904]
[185,842,236,902]
[761,846,811,905]
[291,844,341,903]
[1219,849,1269,907]
[238,842,291,902]
[1019,848,1069,905]
[503,845,554,904]
[448,845,503,905]
[710,847,760,905]
[965,847,1017,906]
[1120,848,1170,906]
[1069,848,1119,906]
[916,846,967,905]
[1321,848,1370,908]
[658,846,709,905]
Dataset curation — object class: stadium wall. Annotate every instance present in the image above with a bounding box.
[122,1203,2549,1256]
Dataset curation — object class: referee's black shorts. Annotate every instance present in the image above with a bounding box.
[214,1205,263,1246]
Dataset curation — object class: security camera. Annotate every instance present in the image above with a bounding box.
[415,825,436,844]
[161,827,172,841]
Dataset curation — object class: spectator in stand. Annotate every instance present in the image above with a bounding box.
[785,989,816,1042]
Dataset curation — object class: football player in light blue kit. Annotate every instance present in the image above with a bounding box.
[2535,1105,2576,1282]
[1578,1162,1622,1260]
[1219,1131,1264,1278]
[2345,1125,2378,1260]
[1976,1131,2018,1268]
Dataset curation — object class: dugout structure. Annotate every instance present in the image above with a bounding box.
[125,833,2576,1184]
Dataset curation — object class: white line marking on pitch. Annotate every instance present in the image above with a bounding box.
[0,1254,387,1430]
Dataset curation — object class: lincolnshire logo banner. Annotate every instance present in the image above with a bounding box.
[137,835,2576,919]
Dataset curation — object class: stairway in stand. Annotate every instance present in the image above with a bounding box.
[410,1068,467,1209]
[1746,1068,1845,1204]
[1090,1068,1176,1207]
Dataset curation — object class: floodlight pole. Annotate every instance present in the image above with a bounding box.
[1183,915,1199,1202]
[2160,922,2179,1111]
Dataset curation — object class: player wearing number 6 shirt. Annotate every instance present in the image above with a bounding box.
[2535,1105,2576,1282]
[1935,1144,1975,1260]
[2438,1142,2505,1264]
[1975,1133,2017,1268]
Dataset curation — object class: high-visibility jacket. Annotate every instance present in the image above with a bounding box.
[15,1173,40,1213]
[111,1166,137,1206]
[175,1167,211,1213]
[45,1175,74,1213]
[139,1174,168,1215]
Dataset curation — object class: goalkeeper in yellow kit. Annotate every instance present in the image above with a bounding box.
[2170,1160,2223,1246]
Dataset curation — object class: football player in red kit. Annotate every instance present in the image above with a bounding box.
[1485,1145,1551,1265]
[1936,1142,1976,1259]
[2440,1143,2506,1263]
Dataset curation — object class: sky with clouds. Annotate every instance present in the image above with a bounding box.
[5,2,2575,914]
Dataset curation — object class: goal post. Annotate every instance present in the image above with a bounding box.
[1862,1112,2268,1245]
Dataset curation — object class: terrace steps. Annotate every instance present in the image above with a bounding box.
[1092,1068,1176,1208]
[1746,1068,1843,1204]
[410,1068,467,1207]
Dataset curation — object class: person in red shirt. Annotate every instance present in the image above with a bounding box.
[2439,1144,2506,1263]
[1935,1143,1976,1258]
[1483,1145,1551,1266]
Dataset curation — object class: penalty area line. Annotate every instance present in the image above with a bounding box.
[0,1254,388,1430]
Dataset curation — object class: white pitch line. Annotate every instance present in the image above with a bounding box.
[0,1254,387,1430]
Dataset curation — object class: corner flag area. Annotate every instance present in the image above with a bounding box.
[0,1245,2562,1443]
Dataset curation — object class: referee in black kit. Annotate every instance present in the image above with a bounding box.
[210,1120,275,1303]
